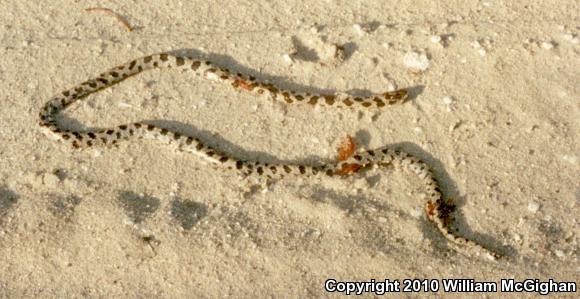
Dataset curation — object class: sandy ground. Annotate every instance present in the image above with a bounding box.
[0,1,578,297]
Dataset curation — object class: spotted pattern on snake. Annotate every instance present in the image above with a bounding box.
[38,52,501,260]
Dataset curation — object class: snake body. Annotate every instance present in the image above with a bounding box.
[38,52,500,259]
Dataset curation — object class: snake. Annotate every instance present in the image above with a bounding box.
[38,52,501,260]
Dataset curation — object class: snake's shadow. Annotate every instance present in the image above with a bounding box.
[145,119,341,169]
[169,48,423,100]
[391,141,515,258]
[51,49,510,257]
[140,119,514,259]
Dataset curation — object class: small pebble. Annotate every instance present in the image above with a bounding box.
[409,208,422,219]
[430,35,442,44]
[471,40,487,56]
[442,96,454,105]
[471,40,482,48]
[561,155,578,165]
[562,34,579,44]
[43,173,60,187]
[442,96,455,112]
[527,202,540,213]
[92,149,102,157]
[117,102,132,108]
[403,51,430,71]
[282,53,293,64]
[541,41,555,50]
[205,71,219,81]
[352,24,365,36]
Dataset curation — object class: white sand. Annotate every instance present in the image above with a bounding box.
[0,1,578,297]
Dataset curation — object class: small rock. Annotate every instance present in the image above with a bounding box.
[561,155,577,165]
[442,96,455,112]
[541,41,555,50]
[430,35,442,44]
[332,44,346,62]
[471,40,482,48]
[352,24,365,36]
[409,208,422,219]
[43,173,61,187]
[403,51,430,72]
[562,34,579,44]
[117,102,132,108]
[570,36,580,45]
[471,40,487,56]
[527,202,540,213]
[281,53,293,64]
[204,71,219,81]
[92,149,102,157]
[442,96,454,105]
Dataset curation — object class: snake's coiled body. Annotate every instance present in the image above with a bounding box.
[38,52,500,260]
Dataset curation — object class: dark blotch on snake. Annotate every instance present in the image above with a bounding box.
[191,61,201,70]
[308,96,319,105]
[324,95,336,105]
